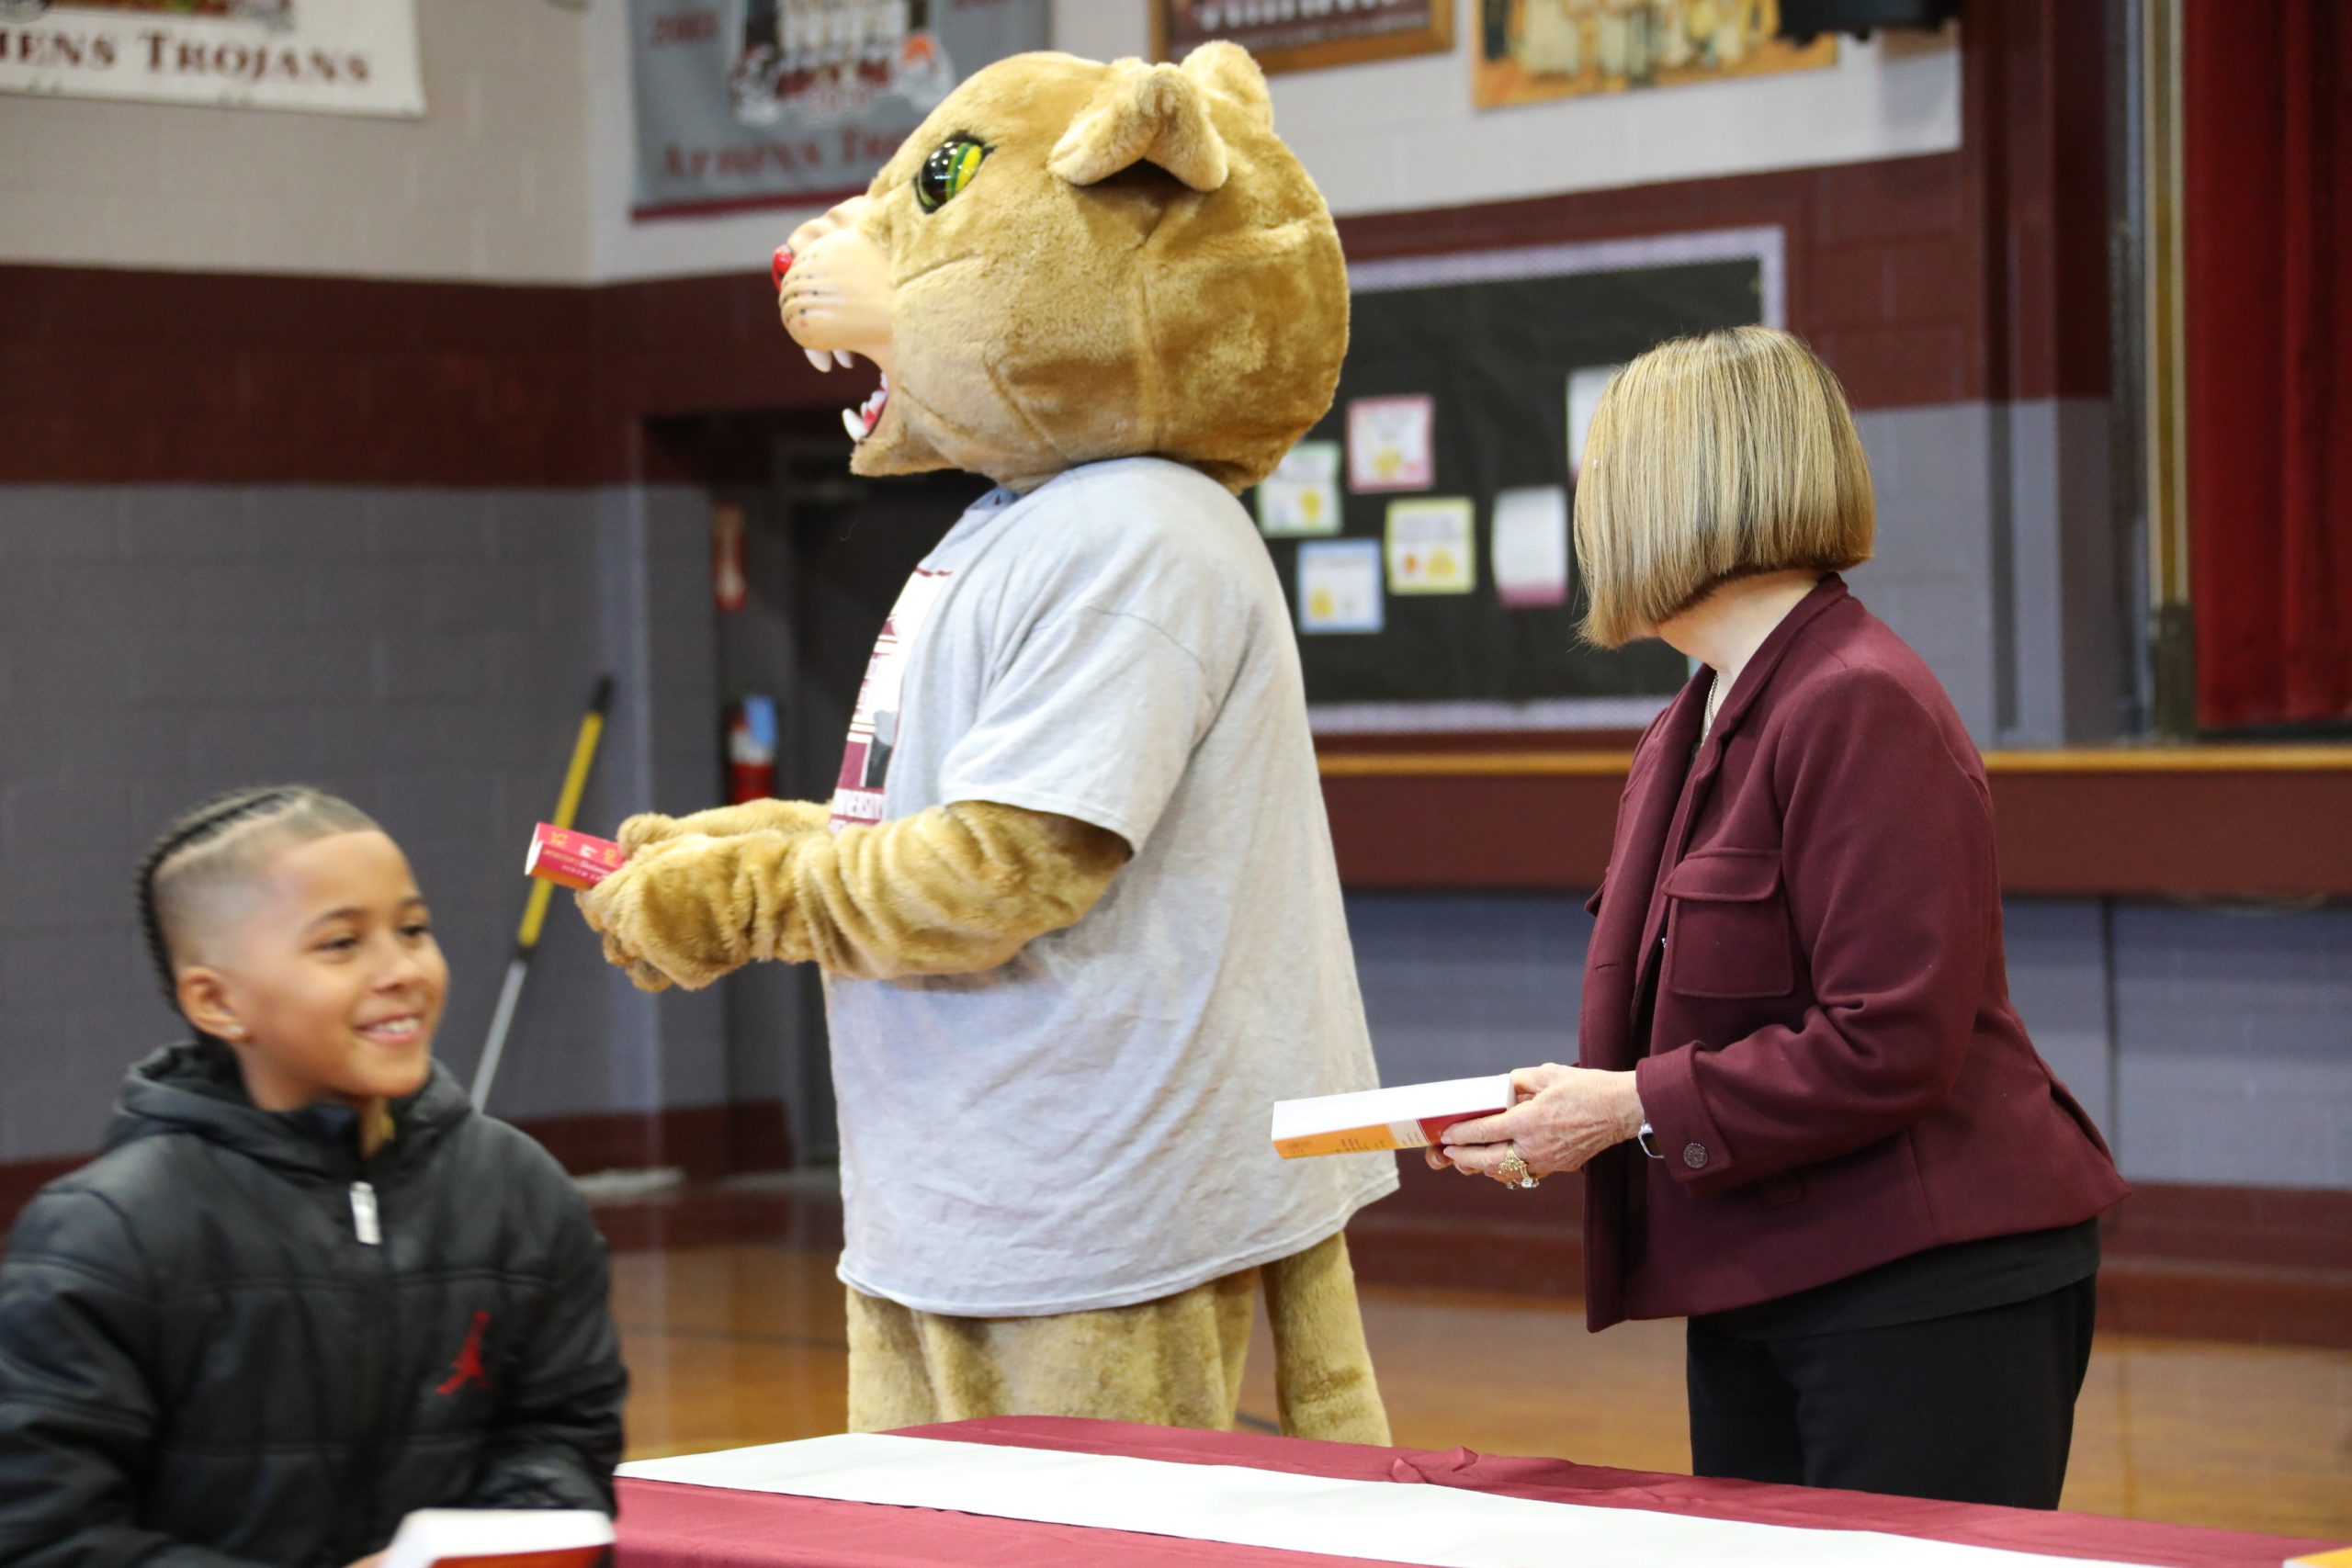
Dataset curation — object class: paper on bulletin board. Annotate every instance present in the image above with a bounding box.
[1386,499,1476,595]
[1491,487,1571,608]
[1297,539,1385,634]
[1348,396,1436,492]
[1567,365,1621,481]
[1257,442,1343,537]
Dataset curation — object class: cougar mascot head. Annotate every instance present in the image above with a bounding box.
[774,41,1348,492]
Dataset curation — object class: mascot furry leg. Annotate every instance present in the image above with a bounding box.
[846,1235,1386,1443]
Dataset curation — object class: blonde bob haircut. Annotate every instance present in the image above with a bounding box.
[1575,325,1874,649]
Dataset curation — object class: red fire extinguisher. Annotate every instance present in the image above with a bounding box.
[728,694,777,804]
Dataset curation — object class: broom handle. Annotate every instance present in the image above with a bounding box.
[472,675,615,1113]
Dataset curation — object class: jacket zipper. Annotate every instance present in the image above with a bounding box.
[338,1173,398,1560]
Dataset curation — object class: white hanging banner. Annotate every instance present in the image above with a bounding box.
[0,1,424,118]
[622,1436,2166,1568]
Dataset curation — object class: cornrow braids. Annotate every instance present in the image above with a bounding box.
[134,786,381,1016]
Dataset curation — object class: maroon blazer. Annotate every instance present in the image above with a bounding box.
[1580,577,2129,1331]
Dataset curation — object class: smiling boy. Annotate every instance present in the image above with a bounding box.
[0,786,626,1568]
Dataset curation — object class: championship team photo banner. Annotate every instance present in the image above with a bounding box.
[629,0,1048,220]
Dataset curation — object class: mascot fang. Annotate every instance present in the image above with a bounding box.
[580,42,1394,1439]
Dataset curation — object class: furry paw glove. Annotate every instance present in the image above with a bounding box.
[616,797,833,852]
[578,800,1128,989]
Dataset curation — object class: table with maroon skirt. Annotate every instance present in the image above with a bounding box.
[614,1416,2335,1568]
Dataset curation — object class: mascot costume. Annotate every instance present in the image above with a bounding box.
[579,40,1396,1440]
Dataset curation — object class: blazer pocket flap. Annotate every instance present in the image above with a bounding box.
[1663,850,1781,903]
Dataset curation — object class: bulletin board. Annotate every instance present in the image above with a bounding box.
[1259,228,1783,732]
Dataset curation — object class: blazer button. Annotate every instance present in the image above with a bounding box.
[1682,1143,1709,1169]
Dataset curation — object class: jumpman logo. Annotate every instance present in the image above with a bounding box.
[436,1311,491,1396]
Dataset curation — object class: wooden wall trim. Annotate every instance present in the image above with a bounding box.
[1320,753,2352,897]
[1984,746,2352,773]
[1322,751,1635,777]
[1321,746,2352,777]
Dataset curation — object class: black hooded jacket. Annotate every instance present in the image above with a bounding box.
[0,1043,627,1568]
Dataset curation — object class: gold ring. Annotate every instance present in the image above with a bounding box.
[1496,1145,1540,1190]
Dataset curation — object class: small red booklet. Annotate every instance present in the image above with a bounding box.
[1270,1074,1516,1159]
[379,1507,613,1568]
[524,824,624,891]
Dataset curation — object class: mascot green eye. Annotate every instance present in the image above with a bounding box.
[915,135,988,214]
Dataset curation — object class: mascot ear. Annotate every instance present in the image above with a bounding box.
[1047,60,1231,194]
[1179,40,1274,128]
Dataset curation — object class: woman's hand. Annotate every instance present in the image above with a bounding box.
[1425,1064,1645,1184]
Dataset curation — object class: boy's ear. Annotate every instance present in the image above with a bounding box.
[176,967,243,1042]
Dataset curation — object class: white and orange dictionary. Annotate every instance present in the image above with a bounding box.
[379,1507,613,1568]
[1271,1074,1515,1159]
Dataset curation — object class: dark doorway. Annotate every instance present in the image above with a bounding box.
[713,446,984,1164]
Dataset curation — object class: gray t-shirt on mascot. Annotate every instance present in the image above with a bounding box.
[824,455,1396,1317]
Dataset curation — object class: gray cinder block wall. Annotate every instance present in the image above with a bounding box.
[0,482,726,1164]
[1853,400,2126,749]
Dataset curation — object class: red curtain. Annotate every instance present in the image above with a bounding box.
[2183,0,2352,728]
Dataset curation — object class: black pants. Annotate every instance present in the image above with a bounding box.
[1685,1276,2097,1508]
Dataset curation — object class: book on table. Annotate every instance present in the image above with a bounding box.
[379,1508,614,1568]
[1271,1074,1516,1158]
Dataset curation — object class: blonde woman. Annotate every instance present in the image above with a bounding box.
[1434,327,2128,1507]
